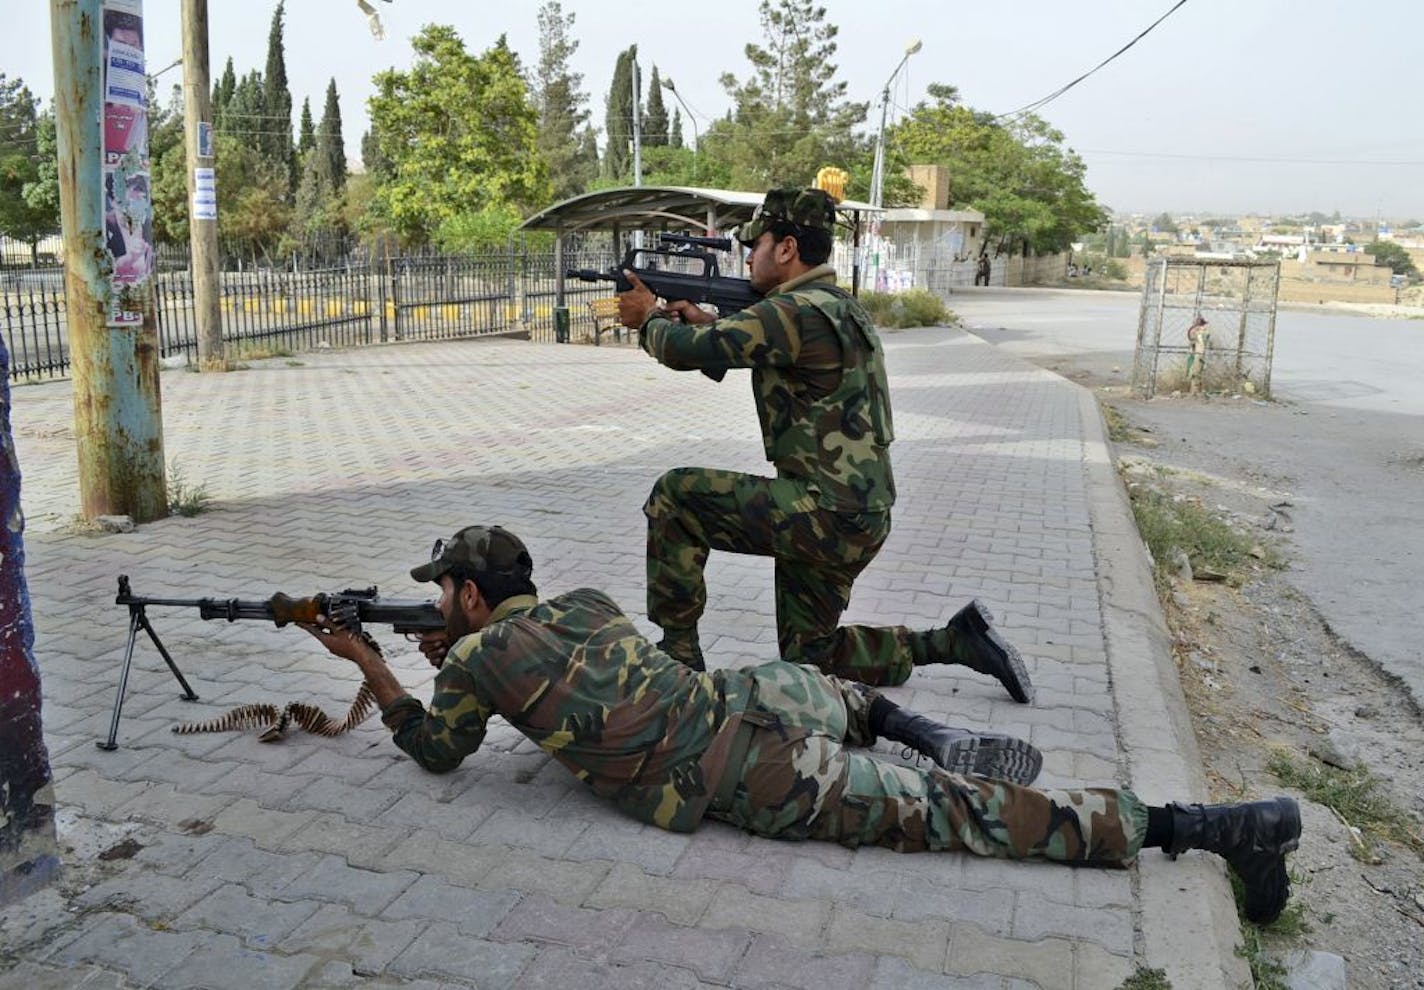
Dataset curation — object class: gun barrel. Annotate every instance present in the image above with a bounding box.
[566,268,616,283]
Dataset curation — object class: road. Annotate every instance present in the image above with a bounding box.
[952,287,1424,706]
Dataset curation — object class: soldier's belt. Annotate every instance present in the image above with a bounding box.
[710,717,757,813]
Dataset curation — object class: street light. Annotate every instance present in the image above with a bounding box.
[660,77,699,182]
[868,38,922,210]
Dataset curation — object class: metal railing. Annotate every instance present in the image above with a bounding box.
[0,239,628,381]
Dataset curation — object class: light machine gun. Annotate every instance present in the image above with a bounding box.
[100,575,443,750]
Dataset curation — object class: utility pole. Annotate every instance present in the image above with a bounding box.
[51,0,167,522]
[181,0,225,370]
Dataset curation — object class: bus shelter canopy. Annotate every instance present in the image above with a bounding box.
[520,185,879,237]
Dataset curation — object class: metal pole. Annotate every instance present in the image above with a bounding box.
[181,0,225,370]
[52,0,168,522]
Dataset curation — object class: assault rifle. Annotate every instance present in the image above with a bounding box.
[567,233,761,318]
[100,575,443,750]
[568,234,759,382]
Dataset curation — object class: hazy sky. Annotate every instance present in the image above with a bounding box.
[13,0,1424,219]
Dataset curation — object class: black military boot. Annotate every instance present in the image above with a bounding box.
[928,600,1034,704]
[657,627,706,672]
[878,706,1043,785]
[1167,797,1301,925]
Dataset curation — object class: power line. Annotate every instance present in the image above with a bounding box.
[998,0,1190,122]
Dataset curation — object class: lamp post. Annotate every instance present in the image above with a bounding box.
[869,38,922,210]
[660,77,699,182]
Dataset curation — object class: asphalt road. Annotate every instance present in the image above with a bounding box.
[952,287,1424,706]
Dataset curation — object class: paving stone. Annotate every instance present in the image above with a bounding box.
[380,828,504,886]
[732,933,877,990]
[826,905,951,971]
[466,806,589,857]
[1011,894,1133,956]
[702,884,828,947]
[173,882,322,947]
[50,911,204,986]
[512,945,718,990]
[586,862,717,926]
[387,922,536,987]
[560,820,690,875]
[153,933,323,990]
[278,853,418,913]
[272,811,402,867]
[871,956,1014,990]
[370,789,492,840]
[74,868,224,922]
[381,875,520,936]
[212,798,319,848]
[0,960,134,989]
[481,849,613,905]
[944,924,1075,987]
[489,893,636,952]
[185,836,323,898]
[610,913,751,983]
[278,903,424,974]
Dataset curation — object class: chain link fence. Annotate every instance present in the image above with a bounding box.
[1132,257,1281,399]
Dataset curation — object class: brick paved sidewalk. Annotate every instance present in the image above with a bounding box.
[1,328,1244,988]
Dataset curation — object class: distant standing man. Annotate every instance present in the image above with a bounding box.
[617,188,1032,704]
[1186,315,1210,394]
[974,253,992,286]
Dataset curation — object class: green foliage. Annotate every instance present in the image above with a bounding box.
[1364,240,1419,277]
[890,84,1105,254]
[1268,751,1423,855]
[1126,486,1276,592]
[20,107,60,238]
[367,26,548,244]
[166,462,213,517]
[534,2,595,200]
[858,289,953,328]
[1115,968,1171,990]
[260,2,294,193]
[0,74,57,248]
[604,46,638,182]
[643,65,669,147]
[432,203,524,252]
[1152,212,1178,234]
[212,133,293,259]
[297,98,315,156]
[701,0,868,189]
[316,79,347,195]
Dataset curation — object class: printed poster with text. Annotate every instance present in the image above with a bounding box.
[102,0,153,327]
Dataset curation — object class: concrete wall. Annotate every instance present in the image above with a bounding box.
[1006,252,1071,286]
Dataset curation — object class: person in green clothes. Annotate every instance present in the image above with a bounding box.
[300,525,1301,925]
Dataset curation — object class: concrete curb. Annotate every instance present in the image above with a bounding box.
[1072,385,1251,988]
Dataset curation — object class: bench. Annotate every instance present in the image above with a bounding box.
[585,297,625,346]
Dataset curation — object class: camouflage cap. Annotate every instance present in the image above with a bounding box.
[737,187,838,246]
[410,525,533,584]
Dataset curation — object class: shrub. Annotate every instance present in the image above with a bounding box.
[857,289,955,328]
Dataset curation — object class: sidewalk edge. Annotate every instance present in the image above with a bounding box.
[1074,385,1251,989]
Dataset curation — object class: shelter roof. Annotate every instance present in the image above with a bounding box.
[520,185,879,234]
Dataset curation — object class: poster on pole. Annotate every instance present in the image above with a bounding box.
[193,167,217,221]
[101,0,154,327]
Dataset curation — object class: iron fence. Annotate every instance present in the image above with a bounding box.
[0,238,633,382]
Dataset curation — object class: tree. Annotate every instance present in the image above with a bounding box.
[1364,240,1419,278]
[533,2,594,200]
[297,98,316,157]
[261,2,294,193]
[0,75,56,258]
[367,26,548,244]
[669,107,684,150]
[890,84,1106,254]
[701,0,868,189]
[317,79,346,193]
[212,58,236,129]
[1152,212,1178,234]
[603,46,638,182]
[643,65,668,147]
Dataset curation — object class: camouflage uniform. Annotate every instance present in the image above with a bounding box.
[641,189,931,686]
[380,587,1147,860]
